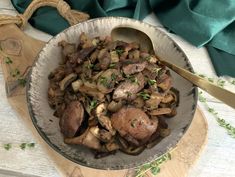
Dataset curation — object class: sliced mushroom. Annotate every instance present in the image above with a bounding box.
[96,103,107,117]
[71,79,83,92]
[159,128,171,138]
[77,84,104,101]
[97,69,119,93]
[120,146,145,155]
[99,129,113,142]
[105,141,120,151]
[111,107,158,142]
[58,41,76,60]
[79,32,93,48]
[113,73,145,100]
[59,73,77,91]
[96,103,116,135]
[59,101,84,138]
[64,128,101,150]
[122,61,147,75]
[110,51,119,63]
[107,100,123,112]
[128,50,140,60]
[148,108,172,116]
[90,49,100,63]
[158,73,172,91]
[98,48,111,70]
[77,46,96,64]
[145,93,163,110]
[48,65,66,81]
[132,97,145,108]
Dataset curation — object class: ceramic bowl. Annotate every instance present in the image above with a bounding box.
[27,17,197,170]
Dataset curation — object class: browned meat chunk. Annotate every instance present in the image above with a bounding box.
[113,73,145,100]
[59,101,84,138]
[111,108,158,142]
[122,61,147,75]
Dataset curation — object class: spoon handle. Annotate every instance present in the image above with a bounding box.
[160,59,235,110]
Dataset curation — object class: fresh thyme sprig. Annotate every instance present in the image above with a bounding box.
[199,91,235,138]
[2,143,36,151]
[4,56,27,87]
[134,153,171,177]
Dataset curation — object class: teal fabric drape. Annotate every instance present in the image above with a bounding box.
[11,0,235,77]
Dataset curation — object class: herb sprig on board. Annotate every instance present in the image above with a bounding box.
[197,73,235,138]
[134,153,171,177]
[2,143,36,151]
[4,56,27,87]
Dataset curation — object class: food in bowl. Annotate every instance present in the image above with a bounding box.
[47,32,179,158]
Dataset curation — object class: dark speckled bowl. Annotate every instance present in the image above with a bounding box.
[27,17,197,170]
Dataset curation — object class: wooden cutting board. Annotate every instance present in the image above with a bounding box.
[0,24,208,177]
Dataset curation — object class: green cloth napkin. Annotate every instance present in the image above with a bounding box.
[11,0,235,77]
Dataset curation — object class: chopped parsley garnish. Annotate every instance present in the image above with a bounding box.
[89,99,97,111]
[115,49,124,56]
[138,92,150,100]
[148,79,157,85]
[99,76,109,87]
[111,73,117,81]
[126,75,139,84]
[109,63,116,68]
[153,67,162,75]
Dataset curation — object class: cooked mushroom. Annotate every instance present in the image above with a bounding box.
[96,104,116,135]
[111,107,158,143]
[64,128,101,150]
[97,69,119,93]
[58,40,76,60]
[145,93,163,110]
[77,84,104,101]
[128,49,140,60]
[107,100,123,112]
[122,61,147,75]
[76,46,96,64]
[105,141,120,151]
[132,97,145,108]
[110,51,119,63]
[71,79,83,92]
[148,108,172,116]
[48,33,179,157]
[59,73,77,91]
[98,48,111,70]
[113,73,145,100]
[59,101,84,138]
[158,73,172,91]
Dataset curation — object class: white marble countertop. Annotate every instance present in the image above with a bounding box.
[1,1,235,177]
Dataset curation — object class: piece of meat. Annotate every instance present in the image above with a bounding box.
[76,46,96,64]
[59,101,84,138]
[158,74,172,91]
[111,107,158,142]
[98,49,111,70]
[113,73,145,100]
[122,61,147,75]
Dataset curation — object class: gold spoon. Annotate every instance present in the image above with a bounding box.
[111,27,235,109]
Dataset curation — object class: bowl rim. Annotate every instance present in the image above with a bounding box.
[26,16,198,170]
